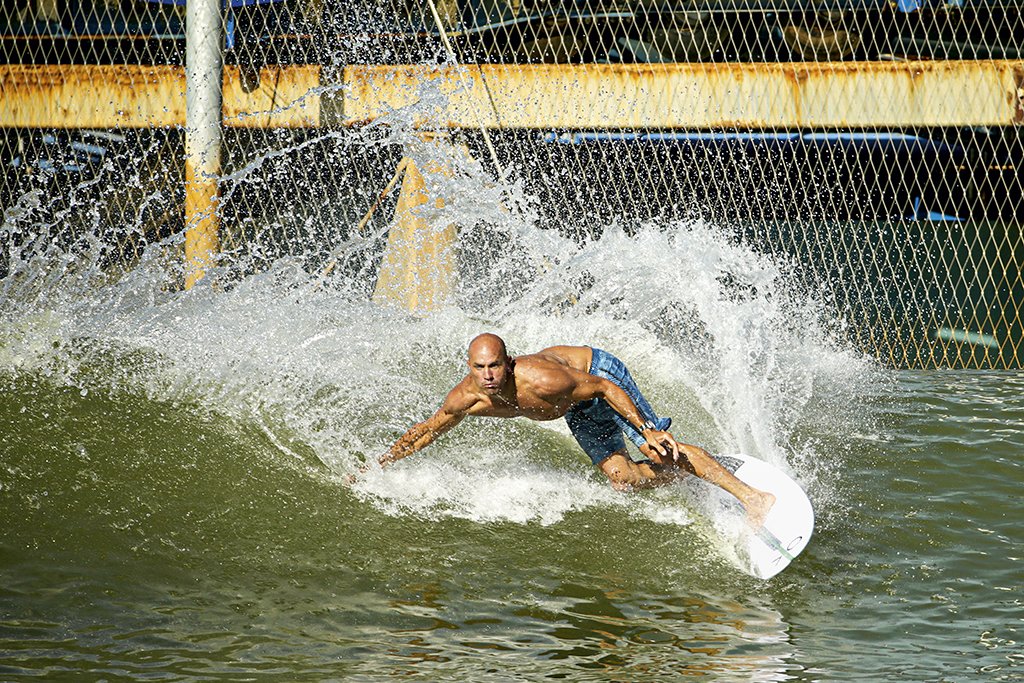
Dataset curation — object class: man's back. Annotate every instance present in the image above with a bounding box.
[527,345,592,374]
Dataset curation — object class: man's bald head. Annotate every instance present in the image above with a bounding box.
[468,333,508,361]
[467,333,511,395]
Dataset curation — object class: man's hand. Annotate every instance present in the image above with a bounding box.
[344,461,369,484]
[345,453,390,484]
[642,429,680,462]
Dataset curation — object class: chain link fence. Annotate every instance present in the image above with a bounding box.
[1,0,1022,367]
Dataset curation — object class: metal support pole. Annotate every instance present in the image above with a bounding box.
[184,0,223,289]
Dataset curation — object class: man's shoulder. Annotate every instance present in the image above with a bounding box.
[442,377,483,414]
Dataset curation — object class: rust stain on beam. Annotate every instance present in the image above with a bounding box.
[0,64,184,127]
[222,65,320,127]
[344,61,1024,129]
[0,64,320,128]
[1014,64,1024,125]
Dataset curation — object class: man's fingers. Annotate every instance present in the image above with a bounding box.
[647,431,674,458]
[647,430,680,463]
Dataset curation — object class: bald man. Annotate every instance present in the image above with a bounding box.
[381,333,775,526]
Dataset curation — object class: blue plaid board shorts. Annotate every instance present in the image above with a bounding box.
[563,348,672,465]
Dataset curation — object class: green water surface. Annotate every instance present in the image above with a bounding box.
[1,370,1021,681]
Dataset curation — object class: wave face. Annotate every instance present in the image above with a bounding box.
[1,124,877,529]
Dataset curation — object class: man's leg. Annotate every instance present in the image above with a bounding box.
[644,442,776,526]
[599,445,775,526]
[598,451,680,491]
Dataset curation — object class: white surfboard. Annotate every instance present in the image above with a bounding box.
[712,453,815,580]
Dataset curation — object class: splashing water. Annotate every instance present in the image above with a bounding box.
[0,84,882,532]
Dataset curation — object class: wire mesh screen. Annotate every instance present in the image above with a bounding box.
[1,0,1022,367]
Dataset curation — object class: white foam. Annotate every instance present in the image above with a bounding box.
[0,116,881,528]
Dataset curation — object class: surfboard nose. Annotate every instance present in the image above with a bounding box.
[715,453,815,580]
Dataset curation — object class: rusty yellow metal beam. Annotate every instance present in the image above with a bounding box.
[343,61,1024,129]
[0,64,320,128]
[1,61,1021,129]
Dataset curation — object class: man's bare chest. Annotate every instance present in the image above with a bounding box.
[476,390,576,421]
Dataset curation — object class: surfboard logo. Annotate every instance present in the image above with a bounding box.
[756,529,804,564]
[715,456,743,474]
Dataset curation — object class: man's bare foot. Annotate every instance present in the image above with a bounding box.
[746,490,776,528]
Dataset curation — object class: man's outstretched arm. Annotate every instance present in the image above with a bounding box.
[381,398,467,467]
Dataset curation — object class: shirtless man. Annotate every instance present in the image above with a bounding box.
[381,333,775,526]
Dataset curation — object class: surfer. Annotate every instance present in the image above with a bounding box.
[378,333,775,527]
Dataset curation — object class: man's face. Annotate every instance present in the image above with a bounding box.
[468,345,509,395]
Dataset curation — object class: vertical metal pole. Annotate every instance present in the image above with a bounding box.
[184,0,223,289]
